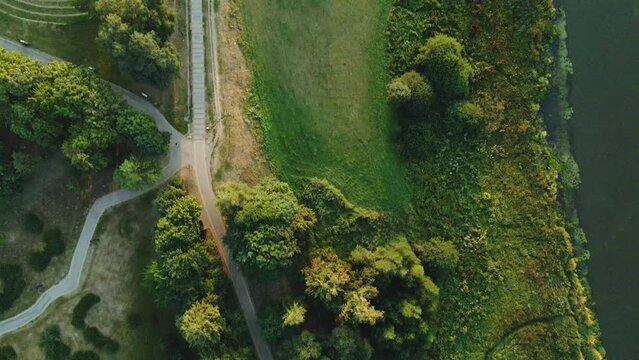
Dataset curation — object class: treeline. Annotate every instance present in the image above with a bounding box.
[76,0,179,86]
[386,0,604,359]
[216,178,458,359]
[144,179,254,359]
[0,50,169,195]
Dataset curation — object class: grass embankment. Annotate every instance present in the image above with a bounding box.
[0,194,192,359]
[238,0,409,212]
[386,1,604,358]
[0,0,189,133]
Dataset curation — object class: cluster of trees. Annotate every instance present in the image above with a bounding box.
[91,0,179,86]
[218,178,457,359]
[39,325,100,360]
[144,179,253,359]
[217,179,316,277]
[0,50,169,194]
[388,34,484,136]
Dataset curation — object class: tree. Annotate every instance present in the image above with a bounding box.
[414,237,460,274]
[114,156,161,190]
[303,248,351,308]
[127,31,180,86]
[144,190,217,308]
[326,326,373,360]
[177,296,226,353]
[153,178,187,215]
[95,0,179,85]
[282,301,306,327]
[217,179,316,276]
[387,70,433,110]
[415,34,472,100]
[116,108,170,155]
[448,101,485,134]
[281,331,323,360]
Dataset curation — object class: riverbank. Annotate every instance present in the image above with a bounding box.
[543,8,605,358]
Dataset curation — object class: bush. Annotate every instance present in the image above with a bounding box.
[0,264,26,312]
[388,71,433,111]
[448,101,485,134]
[28,228,66,272]
[28,251,52,272]
[82,326,119,353]
[415,34,472,100]
[71,351,100,360]
[44,228,65,256]
[23,212,43,234]
[0,346,17,360]
[72,293,101,328]
[40,325,71,360]
[415,237,460,274]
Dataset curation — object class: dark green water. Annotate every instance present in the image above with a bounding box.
[565,0,639,357]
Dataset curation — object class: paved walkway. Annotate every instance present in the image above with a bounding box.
[190,0,274,358]
[0,37,187,336]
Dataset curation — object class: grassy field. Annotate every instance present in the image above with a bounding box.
[0,155,111,319]
[0,194,191,359]
[0,1,189,133]
[239,0,409,212]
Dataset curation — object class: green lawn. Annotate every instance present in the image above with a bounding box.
[240,0,409,212]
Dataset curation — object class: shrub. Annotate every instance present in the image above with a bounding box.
[415,34,472,100]
[82,326,119,353]
[71,351,100,360]
[388,71,433,111]
[448,101,485,134]
[0,346,17,360]
[44,228,65,256]
[415,237,460,274]
[28,228,66,272]
[40,325,71,360]
[0,264,26,312]
[23,212,43,234]
[28,251,51,272]
[72,293,101,328]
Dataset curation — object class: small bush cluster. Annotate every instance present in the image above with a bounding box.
[0,264,26,313]
[28,228,66,272]
[71,293,120,353]
[0,346,17,360]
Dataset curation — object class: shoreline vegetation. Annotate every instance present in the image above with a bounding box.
[545,9,606,358]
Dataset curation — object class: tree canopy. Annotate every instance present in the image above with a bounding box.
[415,34,472,100]
[217,179,316,277]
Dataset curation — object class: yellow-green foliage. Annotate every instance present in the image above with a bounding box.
[387,0,603,358]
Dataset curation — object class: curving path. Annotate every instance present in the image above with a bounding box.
[0,37,188,336]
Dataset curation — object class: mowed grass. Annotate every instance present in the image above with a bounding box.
[240,0,409,212]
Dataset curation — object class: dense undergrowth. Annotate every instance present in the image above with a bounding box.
[386,0,604,358]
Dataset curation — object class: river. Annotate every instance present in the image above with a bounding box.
[565,0,639,357]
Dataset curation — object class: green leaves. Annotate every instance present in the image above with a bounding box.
[218,179,316,277]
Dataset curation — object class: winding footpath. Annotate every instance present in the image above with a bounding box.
[0,37,188,336]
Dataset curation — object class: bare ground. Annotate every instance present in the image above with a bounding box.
[212,0,267,185]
